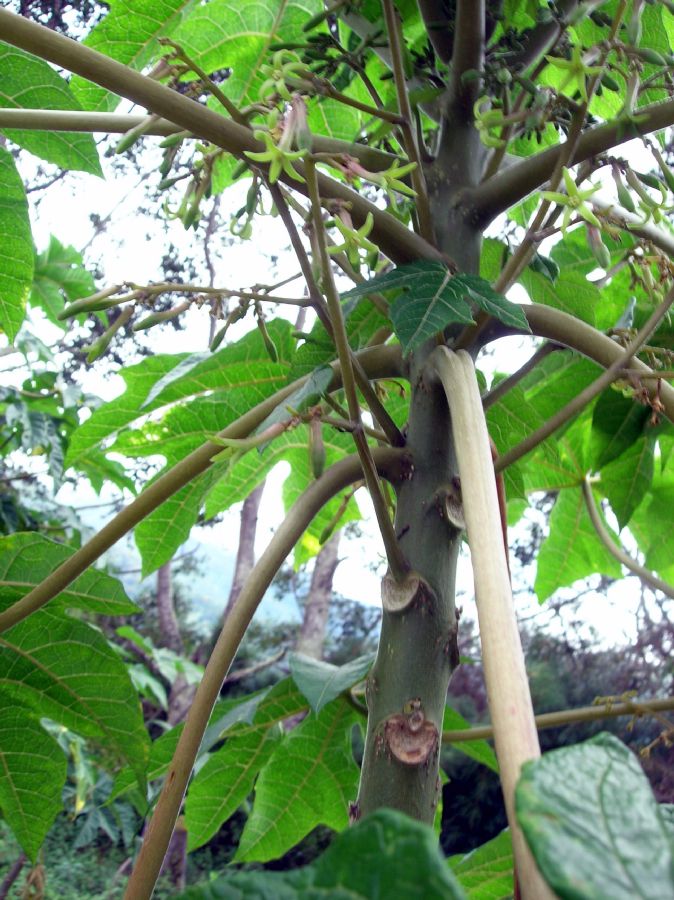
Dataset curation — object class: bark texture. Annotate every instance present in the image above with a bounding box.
[223,480,266,620]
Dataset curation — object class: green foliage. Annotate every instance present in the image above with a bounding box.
[448,829,513,899]
[0,147,33,342]
[289,651,373,713]
[179,809,466,899]
[517,733,674,899]
[0,43,101,174]
[343,263,530,355]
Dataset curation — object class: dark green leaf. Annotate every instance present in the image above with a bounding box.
[601,437,655,529]
[516,733,674,900]
[289,652,373,713]
[342,263,528,355]
[590,389,652,469]
[179,808,466,898]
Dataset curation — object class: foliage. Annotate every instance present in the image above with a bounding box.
[0,0,674,897]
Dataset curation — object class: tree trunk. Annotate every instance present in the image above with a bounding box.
[156,560,183,655]
[295,530,341,660]
[355,107,484,823]
[223,479,266,620]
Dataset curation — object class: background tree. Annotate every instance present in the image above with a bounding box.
[1,1,674,898]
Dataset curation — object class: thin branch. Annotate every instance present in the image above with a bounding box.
[0,9,441,266]
[443,695,674,743]
[591,195,674,259]
[520,303,674,423]
[380,0,434,242]
[430,347,552,900]
[124,447,406,900]
[482,342,557,410]
[0,344,402,634]
[495,287,674,473]
[449,0,484,117]
[582,478,674,600]
[270,183,404,447]
[223,648,287,684]
[306,158,409,581]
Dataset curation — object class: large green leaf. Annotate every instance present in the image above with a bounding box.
[66,319,294,465]
[0,532,139,615]
[289,652,373,713]
[0,708,66,861]
[600,437,655,529]
[449,829,513,899]
[590,389,652,470]
[179,809,466,899]
[0,597,149,784]
[0,146,33,342]
[516,733,674,900]
[172,0,323,107]
[520,268,606,329]
[342,263,529,355]
[535,487,622,602]
[628,465,674,576]
[30,236,96,329]
[235,698,359,862]
[0,44,101,174]
[71,0,199,112]
[134,458,230,576]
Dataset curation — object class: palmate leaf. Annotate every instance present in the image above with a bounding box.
[0,535,149,851]
[0,708,66,861]
[71,0,200,112]
[449,828,513,899]
[66,319,294,466]
[172,0,324,108]
[185,678,312,850]
[600,436,655,530]
[516,733,674,900]
[341,262,529,355]
[179,809,466,899]
[289,652,374,713]
[0,146,33,343]
[235,698,360,863]
[534,486,622,603]
[30,236,96,329]
[0,43,101,174]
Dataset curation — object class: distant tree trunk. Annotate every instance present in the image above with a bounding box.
[223,479,266,619]
[295,530,341,660]
[156,560,183,655]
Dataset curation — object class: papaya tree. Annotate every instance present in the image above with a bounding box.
[1,1,674,897]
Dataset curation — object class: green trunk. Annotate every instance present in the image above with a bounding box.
[355,112,484,823]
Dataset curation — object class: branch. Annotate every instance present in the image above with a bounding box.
[495,286,674,472]
[0,344,402,634]
[482,342,557,410]
[519,302,674,426]
[306,158,409,580]
[472,96,674,224]
[448,0,484,116]
[381,0,434,241]
[124,447,407,900]
[429,347,552,900]
[582,477,674,600]
[0,9,442,266]
[591,195,674,259]
[0,108,402,173]
[443,695,674,743]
